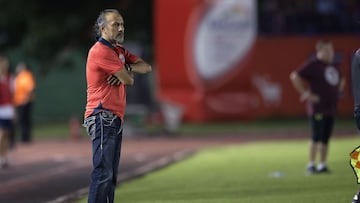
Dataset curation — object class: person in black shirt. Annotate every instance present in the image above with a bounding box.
[351,48,360,203]
[290,40,345,174]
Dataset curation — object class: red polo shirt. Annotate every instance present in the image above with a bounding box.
[85,38,139,119]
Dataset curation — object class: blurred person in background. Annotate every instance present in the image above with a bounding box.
[351,46,360,203]
[13,62,36,144]
[0,55,15,168]
[83,9,151,203]
[290,40,345,174]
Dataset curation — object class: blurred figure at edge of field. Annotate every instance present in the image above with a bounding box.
[0,55,15,168]
[290,40,345,175]
[350,45,360,203]
[13,62,36,144]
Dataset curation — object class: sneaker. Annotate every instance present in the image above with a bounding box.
[352,194,360,203]
[317,166,330,174]
[306,165,317,174]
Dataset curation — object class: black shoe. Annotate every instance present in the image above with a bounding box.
[352,194,360,203]
[317,166,330,174]
[306,165,316,175]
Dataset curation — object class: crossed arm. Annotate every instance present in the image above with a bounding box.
[125,59,152,74]
[107,58,152,86]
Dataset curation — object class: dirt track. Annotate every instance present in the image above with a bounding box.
[0,129,356,203]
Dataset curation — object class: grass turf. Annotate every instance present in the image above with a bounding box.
[145,117,355,136]
[31,117,354,139]
[77,136,360,203]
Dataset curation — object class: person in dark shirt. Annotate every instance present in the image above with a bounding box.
[352,49,360,133]
[290,40,345,174]
[351,48,360,203]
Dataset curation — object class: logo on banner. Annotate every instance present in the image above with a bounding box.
[192,0,257,82]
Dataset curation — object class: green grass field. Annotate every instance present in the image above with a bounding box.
[77,136,360,203]
[32,117,354,140]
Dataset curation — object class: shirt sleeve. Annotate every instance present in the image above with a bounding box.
[297,60,313,80]
[123,48,140,64]
[95,48,124,74]
[352,49,360,115]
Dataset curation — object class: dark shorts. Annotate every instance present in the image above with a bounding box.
[310,114,334,145]
[0,119,13,130]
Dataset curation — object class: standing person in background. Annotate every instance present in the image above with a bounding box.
[83,9,151,203]
[14,62,36,144]
[350,48,360,203]
[290,40,345,174]
[0,55,15,168]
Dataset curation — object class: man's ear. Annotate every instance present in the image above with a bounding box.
[101,26,106,35]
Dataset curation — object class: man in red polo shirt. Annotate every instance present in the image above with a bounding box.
[83,9,151,203]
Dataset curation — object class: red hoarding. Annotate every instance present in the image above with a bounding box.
[154,0,358,122]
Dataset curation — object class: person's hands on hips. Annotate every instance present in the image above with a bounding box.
[300,91,320,103]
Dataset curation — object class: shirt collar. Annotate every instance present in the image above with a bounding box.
[98,37,115,49]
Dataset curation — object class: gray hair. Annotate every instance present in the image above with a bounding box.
[94,9,121,38]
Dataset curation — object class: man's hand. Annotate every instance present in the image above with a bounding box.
[127,59,152,74]
[107,75,121,86]
[300,91,320,103]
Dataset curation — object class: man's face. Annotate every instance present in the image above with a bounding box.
[320,44,335,64]
[102,13,124,44]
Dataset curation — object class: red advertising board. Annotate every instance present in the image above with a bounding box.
[154,0,359,122]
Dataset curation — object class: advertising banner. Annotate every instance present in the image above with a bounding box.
[154,0,357,122]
